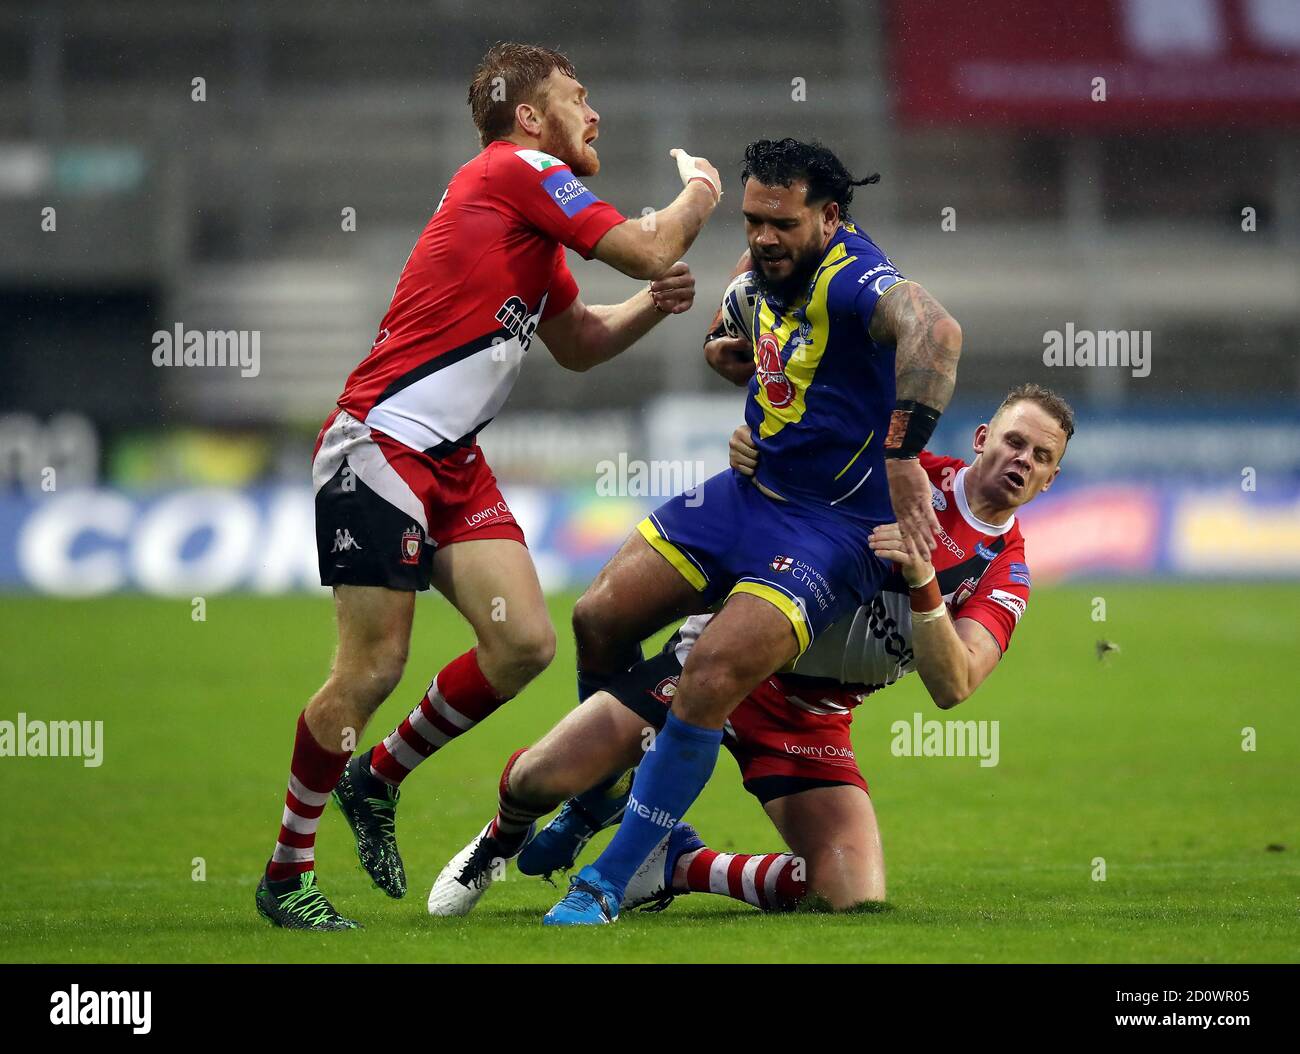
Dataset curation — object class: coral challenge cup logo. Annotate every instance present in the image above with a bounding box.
[756,333,795,409]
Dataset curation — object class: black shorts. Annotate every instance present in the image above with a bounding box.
[604,638,864,805]
[314,459,434,591]
[311,409,524,592]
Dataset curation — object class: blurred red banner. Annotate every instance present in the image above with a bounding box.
[890,0,1300,126]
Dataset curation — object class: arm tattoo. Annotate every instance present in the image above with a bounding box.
[868,281,961,412]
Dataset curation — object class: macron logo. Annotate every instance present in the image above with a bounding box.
[50,986,151,1034]
[626,792,678,830]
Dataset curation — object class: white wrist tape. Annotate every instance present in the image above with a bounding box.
[670,148,720,200]
[912,603,948,624]
[907,567,936,589]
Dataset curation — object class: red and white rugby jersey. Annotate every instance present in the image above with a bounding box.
[336,141,625,456]
[674,452,1032,714]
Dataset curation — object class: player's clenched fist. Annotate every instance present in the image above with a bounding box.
[650,262,695,314]
[729,424,759,476]
[670,148,722,202]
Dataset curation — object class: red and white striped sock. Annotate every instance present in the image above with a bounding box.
[680,848,807,911]
[488,747,548,852]
[266,711,351,882]
[369,648,507,786]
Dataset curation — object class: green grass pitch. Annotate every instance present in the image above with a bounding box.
[0,584,1296,963]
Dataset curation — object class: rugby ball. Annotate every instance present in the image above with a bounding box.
[720,270,759,341]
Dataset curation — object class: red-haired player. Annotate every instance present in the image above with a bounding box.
[256,43,722,930]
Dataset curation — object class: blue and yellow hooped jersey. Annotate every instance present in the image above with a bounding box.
[745,222,911,522]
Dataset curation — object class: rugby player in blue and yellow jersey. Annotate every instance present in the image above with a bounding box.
[540,138,964,924]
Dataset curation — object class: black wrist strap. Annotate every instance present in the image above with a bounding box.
[883,400,941,459]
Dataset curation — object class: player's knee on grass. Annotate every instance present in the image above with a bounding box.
[806,845,885,911]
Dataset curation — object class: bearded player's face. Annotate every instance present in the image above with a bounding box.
[743,180,838,303]
[536,69,601,177]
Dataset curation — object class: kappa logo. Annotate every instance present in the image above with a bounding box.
[937,529,964,559]
[331,528,362,553]
[756,332,795,408]
[770,555,793,572]
[400,525,422,565]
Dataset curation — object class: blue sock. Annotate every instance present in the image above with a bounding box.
[591,711,721,894]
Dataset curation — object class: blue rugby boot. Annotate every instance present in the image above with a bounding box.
[542,865,624,926]
[517,769,633,879]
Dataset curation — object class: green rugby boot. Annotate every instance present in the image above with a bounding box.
[256,870,359,931]
[332,751,407,898]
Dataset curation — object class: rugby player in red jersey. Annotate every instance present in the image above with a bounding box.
[256,42,723,929]
[427,385,1074,915]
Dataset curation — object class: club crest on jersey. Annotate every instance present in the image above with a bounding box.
[400,526,422,565]
[756,333,795,408]
[788,317,813,349]
[953,577,978,607]
[770,555,793,572]
[930,483,948,510]
[650,676,678,704]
